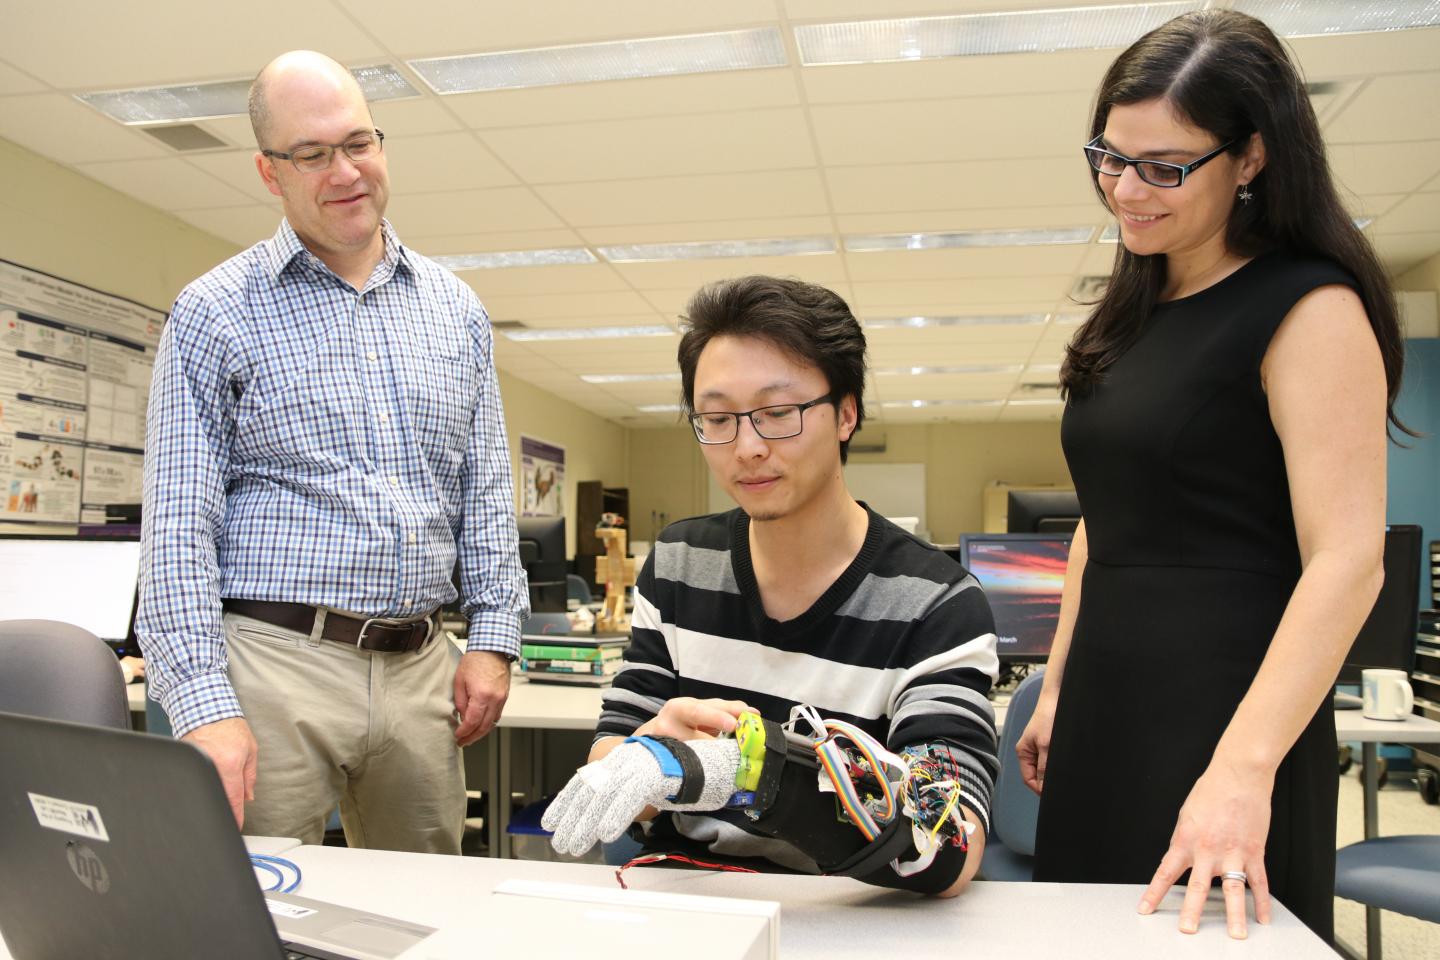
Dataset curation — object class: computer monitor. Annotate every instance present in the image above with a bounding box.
[0,534,141,648]
[960,532,1072,663]
[517,515,567,613]
[1006,490,1081,534]
[1337,524,1423,684]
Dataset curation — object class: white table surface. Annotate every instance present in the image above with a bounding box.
[276,844,1335,960]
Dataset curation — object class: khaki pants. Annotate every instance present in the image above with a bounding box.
[224,611,464,854]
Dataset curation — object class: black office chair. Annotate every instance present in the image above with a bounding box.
[566,574,593,605]
[0,619,131,730]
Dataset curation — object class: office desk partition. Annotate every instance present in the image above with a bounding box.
[263,844,1334,959]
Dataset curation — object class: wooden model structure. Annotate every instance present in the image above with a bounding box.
[593,523,636,633]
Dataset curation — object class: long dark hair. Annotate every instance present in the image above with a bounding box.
[1061,10,1409,438]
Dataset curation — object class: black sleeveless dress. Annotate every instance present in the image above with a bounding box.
[1033,253,1358,940]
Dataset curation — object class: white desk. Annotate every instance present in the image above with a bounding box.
[277,844,1334,959]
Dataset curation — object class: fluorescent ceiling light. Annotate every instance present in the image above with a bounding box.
[1098,223,1120,243]
[1232,0,1440,37]
[795,2,1202,65]
[865,314,1047,329]
[581,372,681,384]
[1026,363,1062,373]
[77,65,418,126]
[409,28,786,94]
[432,249,596,271]
[503,325,675,342]
[638,404,683,413]
[882,399,1004,409]
[1354,217,1374,230]
[875,364,1022,375]
[1006,398,1066,406]
[599,237,835,263]
[844,227,1094,252]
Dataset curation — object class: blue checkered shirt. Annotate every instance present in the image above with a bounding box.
[138,219,529,738]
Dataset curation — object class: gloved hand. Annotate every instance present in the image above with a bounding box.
[542,736,741,857]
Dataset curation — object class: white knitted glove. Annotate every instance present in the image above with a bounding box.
[542,737,740,858]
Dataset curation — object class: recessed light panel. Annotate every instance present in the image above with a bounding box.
[864,314,1047,329]
[638,404,683,413]
[875,364,1022,375]
[77,64,418,125]
[599,237,835,263]
[503,326,675,342]
[432,249,597,271]
[409,28,787,94]
[581,373,681,384]
[882,399,1004,409]
[1233,0,1440,37]
[844,227,1094,252]
[795,2,1202,65]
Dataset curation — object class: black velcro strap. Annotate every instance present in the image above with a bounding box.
[650,736,705,805]
[824,813,915,877]
[749,718,791,814]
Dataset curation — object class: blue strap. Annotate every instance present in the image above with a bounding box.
[624,736,684,780]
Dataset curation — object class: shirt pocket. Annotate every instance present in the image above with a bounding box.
[401,351,479,490]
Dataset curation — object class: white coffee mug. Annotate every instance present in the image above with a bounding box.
[1362,669,1414,721]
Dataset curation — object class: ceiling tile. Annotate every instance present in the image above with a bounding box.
[578,216,835,245]
[849,275,1073,307]
[1288,29,1440,80]
[477,289,659,320]
[446,70,798,129]
[835,206,1104,235]
[1329,140,1440,196]
[173,205,280,248]
[368,97,465,137]
[453,262,630,296]
[481,109,818,183]
[538,170,830,226]
[405,229,586,255]
[385,131,517,190]
[0,1,383,89]
[197,116,258,149]
[0,60,46,95]
[1373,192,1440,236]
[385,186,563,235]
[0,94,169,163]
[612,253,847,291]
[1327,72,1440,143]
[338,0,778,56]
[184,150,275,203]
[826,158,1093,212]
[811,92,1092,166]
[843,245,1091,282]
[75,157,256,211]
[800,48,1113,104]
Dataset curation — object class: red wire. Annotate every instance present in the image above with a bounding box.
[614,853,760,889]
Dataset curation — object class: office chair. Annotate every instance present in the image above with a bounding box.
[522,612,574,635]
[566,574,593,605]
[978,667,1046,881]
[1335,835,1440,958]
[0,619,131,730]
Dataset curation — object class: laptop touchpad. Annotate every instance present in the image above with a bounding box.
[324,917,432,955]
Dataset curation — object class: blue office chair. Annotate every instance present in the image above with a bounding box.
[0,619,131,730]
[566,574,592,605]
[522,612,573,635]
[979,667,1046,881]
[1335,835,1440,955]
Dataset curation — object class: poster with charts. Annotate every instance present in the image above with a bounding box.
[0,260,165,524]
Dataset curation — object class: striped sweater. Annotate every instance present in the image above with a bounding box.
[595,506,1000,873]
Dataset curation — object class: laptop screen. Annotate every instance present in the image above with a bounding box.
[0,536,140,642]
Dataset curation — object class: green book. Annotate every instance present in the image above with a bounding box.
[521,643,626,662]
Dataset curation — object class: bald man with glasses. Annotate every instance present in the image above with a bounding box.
[138,51,528,854]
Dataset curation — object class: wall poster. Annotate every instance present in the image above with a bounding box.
[520,435,565,517]
[0,259,166,524]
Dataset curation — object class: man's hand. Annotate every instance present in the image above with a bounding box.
[183,717,258,828]
[635,697,753,741]
[454,650,511,747]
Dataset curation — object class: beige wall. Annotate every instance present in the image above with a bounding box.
[0,138,239,313]
[1398,251,1440,293]
[498,370,628,558]
[625,423,707,543]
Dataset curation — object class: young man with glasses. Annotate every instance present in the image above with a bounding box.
[137,51,527,853]
[549,276,998,895]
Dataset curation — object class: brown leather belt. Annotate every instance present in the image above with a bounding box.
[222,599,437,653]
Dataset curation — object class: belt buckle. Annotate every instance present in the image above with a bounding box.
[355,616,391,650]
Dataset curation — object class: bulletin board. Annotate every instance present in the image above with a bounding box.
[0,259,166,525]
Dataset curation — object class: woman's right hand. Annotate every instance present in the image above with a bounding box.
[1016,695,1058,795]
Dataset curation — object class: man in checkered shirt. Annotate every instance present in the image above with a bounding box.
[136,51,528,854]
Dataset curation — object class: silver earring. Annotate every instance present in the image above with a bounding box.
[1238,184,1253,205]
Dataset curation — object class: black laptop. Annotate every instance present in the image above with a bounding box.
[0,712,434,959]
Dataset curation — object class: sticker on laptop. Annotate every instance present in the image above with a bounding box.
[266,900,318,919]
[28,793,109,842]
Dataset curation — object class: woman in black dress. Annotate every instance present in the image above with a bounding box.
[1015,10,1410,943]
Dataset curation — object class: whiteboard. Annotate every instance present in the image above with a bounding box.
[706,462,928,537]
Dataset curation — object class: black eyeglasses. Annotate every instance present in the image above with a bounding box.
[1083,135,1237,188]
[263,129,385,173]
[689,395,836,445]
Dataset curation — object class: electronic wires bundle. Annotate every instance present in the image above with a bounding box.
[786,706,907,842]
[901,743,973,849]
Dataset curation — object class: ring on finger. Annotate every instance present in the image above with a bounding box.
[1221,870,1248,885]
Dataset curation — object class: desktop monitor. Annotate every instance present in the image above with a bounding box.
[1007,490,1081,534]
[1337,524,1423,684]
[517,515,567,613]
[960,532,1071,663]
[0,534,141,649]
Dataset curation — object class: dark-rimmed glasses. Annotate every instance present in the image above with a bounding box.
[1083,135,1236,188]
[263,129,385,173]
[690,394,836,445]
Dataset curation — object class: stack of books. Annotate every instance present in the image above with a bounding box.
[519,636,628,686]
